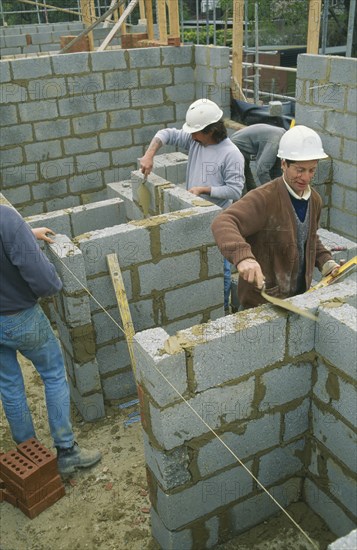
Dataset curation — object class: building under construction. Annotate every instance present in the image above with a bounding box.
[0,1,356,549]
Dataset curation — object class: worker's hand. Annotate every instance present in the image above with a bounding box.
[188,186,211,196]
[330,259,346,277]
[237,258,265,289]
[32,227,55,243]
[140,155,153,178]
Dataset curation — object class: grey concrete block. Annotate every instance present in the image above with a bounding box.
[142,104,175,125]
[311,82,345,111]
[173,66,195,84]
[258,439,305,486]
[51,52,89,74]
[31,180,68,202]
[342,138,357,164]
[138,251,201,295]
[46,195,81,212]
[109,109,141,129]
[140,67,172,87]
[58,95,95,117]
[73,112,107,134]
[99,130,132,150]
[260,363,312,410]
[91,51,127,71]
[1,163,38,188]
[63,136,98,156]
[87,270,132,314]
[104,69,139,92]
[305,478,356,538]
[131,87,164,108]
[1,147,23,167]
[165,82,195,103]
[62,294,92,328]
[312,403,356,473]
[128,48,161,68]
[149,379,255,450]
[0,82,26,104]
[0,62,10,83]
[26,209,71,236]
[297,54,330,81]
[71,199,124,235]
[25,140,62,162]
[69,384,105,421]
[19,100,58,122]
[150,508,193,550]
[161,45,193,66]
[96,89,130,112]
[283,398,310,441]
[5,35,27,48]
[196,413,280,478]
[326,111,357,140]
[143,433,191,490]
[330,57,357,86]
[165,278,223,321]
[177,308,285,392]
[315,303,357,378]
[101,369,136,401]
[47,234,87,293]
[229,478,301,539]
[326,457,357,517]
[96,340,131,375]
[332,159,357,188]
[329,208,357,240]
[74,359,101,394]
[328,529,357,550]
[0,123,33,147]
[160,205,219,254]
[314,358,357,427]
[91,307,122,346]
[156,462,253,530]
[134,327,188,408]
[34,119,71,140]
[0,104,18,126]
[2,185,31,205]
[346,86,356,114]
[67,73,104,98]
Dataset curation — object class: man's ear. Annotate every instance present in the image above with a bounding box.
[281,159,287,171]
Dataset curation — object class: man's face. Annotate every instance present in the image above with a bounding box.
[191,130,215,146]
[282,159,318,196]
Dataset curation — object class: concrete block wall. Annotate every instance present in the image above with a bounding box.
[295,54,357,240]
[0,22,123,57]
[134,278,357,548]
[0,44,231,217]
[27,173,224,419]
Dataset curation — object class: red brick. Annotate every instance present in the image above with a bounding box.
[60,35,90,53]
[0,451,41,491]
[168,37,181,47]
[3,488,17,508]
[1,470,64,508]
[17,438,57,480]
[17,485,65,519]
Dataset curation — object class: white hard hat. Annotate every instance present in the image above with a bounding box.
[182,98,223,133]
[277,125,328,161]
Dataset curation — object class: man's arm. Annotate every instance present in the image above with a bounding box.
[140,136,164,177]
[211,190,268,288]
[32,227,55,243]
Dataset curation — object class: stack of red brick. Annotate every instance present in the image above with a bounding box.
[0,438,65,519]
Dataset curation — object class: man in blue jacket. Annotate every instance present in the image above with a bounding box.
[0,204,101,476]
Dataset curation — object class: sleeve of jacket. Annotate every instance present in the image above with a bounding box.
[211,187,269,267]
[312,194,333,270]
[6,209,62,298]
[210,148,245,202]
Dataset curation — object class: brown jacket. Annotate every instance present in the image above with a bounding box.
[211,177,332,308]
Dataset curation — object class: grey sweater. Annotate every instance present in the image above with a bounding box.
[230,124,285,184]
[0,205,62,314]
[155,128,245,209]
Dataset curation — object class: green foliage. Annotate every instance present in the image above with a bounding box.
[183,26,233,46]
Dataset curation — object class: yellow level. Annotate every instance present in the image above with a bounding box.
[308,255,357,292]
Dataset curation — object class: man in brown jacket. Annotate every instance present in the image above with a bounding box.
[211,125,340,309]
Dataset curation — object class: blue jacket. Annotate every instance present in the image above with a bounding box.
[0,205,62,314]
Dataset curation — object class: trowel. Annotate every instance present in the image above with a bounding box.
[261,256,357,322]
[138,175,150,217]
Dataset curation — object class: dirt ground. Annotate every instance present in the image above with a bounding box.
[0,355,337,550]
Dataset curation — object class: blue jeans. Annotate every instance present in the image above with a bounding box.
[0,304,74,449]
[224,258,232,309]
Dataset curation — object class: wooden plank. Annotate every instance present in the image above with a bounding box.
[167,0,180,38]
[80,0,96,50]
[144,0,154,40]
[139,0,146,21]
[97,0,139,51]
[157,0,168,43]
[231,0,245,100]
[307,0,322,54]
[106,253,137,378]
